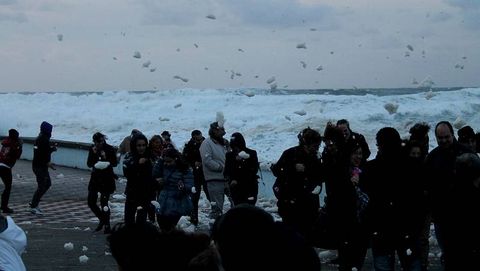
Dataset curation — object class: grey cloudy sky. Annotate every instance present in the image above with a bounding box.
[0,0,478,92]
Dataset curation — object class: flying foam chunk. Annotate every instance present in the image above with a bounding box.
[133,51,141,59]
[296,43,307,49]
[206,14,216,20]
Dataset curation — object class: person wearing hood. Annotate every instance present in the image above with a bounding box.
[0,129,23,214]
[86,132,118,234]
[29,121,57,215]
[224,132,259,206]
[123,133,156,225]
[199,121,231,220]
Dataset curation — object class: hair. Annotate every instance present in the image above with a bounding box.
[435,121,454,136]
[336,119,350,128]
[230,132,246,150]
[376,127,402,157]
[8,129,19,140]
[298,127,322,146]
[409,122,430,140]
[92,132,106,143]
[163,148,189,172]
[108,222,210,271]
[191,130,202,137]
[212,204,320,271]
[129,133,149,156]
[458,125,475,143]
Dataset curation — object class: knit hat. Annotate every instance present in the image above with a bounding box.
[8,129,19,140]
[40,121,53,134]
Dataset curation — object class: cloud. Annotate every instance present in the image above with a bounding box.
[0,10,27,23]
[446,0,480,9]
[445,0,480,29]
[429,11,453,22]
[136,0,338,29]
[0,0,16,5]
[223,0,337,28]
[137,0,205,26]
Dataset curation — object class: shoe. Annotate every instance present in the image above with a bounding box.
[104,225,111,234]
[94,222,104,232]
[1,207,14,214]
[30,207,43,215]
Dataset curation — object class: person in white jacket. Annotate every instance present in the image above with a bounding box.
[199,121,231,219]
[0,214,27,271]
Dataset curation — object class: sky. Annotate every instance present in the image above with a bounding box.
[0,0,479,92]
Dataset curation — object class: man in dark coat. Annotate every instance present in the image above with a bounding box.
[0,129,23,214]
[29,121,57,215]
[87,132,118,233]
[182,130,209,225]
[271,127,322,238]
[424,121,473,267]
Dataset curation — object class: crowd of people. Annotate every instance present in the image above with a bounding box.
[1,119,479,271]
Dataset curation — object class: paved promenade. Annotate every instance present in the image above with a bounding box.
[2,160,443,271]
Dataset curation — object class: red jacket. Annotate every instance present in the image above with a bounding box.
[0,138,23,168]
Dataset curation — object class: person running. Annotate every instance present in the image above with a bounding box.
[86,132,118,234]
[29,121,56,215]
[0,129,23,214]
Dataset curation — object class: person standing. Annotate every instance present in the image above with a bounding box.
[182,129,210,225]
[86,132,118,234]
[123,133,156,225]
[271,127,323,238]
[362,127,423,271]
[424,121,472,267]
[199,122,230,220]
[29,121,56,215]
[153,148,194,232]
[336,119,371,163]
[224,132,259,206]
[0,129,23,214]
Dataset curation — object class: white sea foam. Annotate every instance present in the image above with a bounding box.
[1,88,479,167]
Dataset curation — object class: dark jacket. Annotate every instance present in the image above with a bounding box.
[123,153,155,201]
[271,146,322,236]
[424,141,472,221]
[224,149,259,186]
[362,154,424,248]
[182,137,204,176]
[32,133,55,168]
[0,138,23,168]
[152,160,194,217]
[86,143,118,193]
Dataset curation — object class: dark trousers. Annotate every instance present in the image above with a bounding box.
[31,166,51,208]
[87,189,111,226]
[124,198,154,225]
[191,171,210,220]
[0,166,13,209]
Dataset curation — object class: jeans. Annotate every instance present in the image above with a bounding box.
[31,166,51,208]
